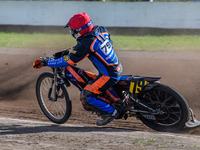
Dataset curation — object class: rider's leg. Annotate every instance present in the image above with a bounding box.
[80,75,120,125]
[80,90,114,114]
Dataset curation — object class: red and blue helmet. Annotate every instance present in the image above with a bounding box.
[65,13,94,39]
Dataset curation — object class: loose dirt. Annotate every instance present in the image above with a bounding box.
[0,48,200,149]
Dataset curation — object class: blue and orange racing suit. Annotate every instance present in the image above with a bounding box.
[47,26,123,114]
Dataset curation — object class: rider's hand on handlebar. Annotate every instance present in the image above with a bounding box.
[33,56,52,69]
[40,59,47,66]
[33,59,43,69]
[41,56,52,66]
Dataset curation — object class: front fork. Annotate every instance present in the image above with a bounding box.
[53,68,58,100]
[48,68,59,101]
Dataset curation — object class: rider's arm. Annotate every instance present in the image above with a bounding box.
[67,40,89,64]
[47,41,89,68]
[47,56,71,68]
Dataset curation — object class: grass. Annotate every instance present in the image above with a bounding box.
[0,32,76,49]
[112,35,200,51]
[1,32,200,51]
[136,138,157,145]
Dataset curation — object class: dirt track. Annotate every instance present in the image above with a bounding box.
[1,117,200,150]
[0,48,200,149]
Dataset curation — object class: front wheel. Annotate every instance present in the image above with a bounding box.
[36,72,72,124]
[137,83,189,132]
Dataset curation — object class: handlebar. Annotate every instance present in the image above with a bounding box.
[33,48,71,69]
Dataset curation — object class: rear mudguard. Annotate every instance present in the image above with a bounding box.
[142,82,160,92]
[128,76,161,95]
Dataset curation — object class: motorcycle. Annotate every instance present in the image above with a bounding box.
[33,49,200,132]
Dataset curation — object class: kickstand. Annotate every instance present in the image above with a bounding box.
[185,108,200,128]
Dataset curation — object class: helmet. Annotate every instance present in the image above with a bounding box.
[65,13,94,39]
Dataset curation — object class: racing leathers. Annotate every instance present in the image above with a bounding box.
[47,26,123,115]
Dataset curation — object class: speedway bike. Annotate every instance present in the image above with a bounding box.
[33,49,200,132]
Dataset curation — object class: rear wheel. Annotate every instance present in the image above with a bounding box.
[137,83,189,132]
[36,72,71,124]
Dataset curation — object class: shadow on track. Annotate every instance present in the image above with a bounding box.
[0,124,142,135]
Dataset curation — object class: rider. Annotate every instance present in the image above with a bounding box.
[46,13,123,126]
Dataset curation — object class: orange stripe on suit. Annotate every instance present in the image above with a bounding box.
[67,59,75,65]
[67,66,85,83]
[85,71,97,79]
[84,75,110,94]
[67,54,89,65]
[106,90,120,102]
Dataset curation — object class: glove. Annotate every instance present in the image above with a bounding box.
[33,59,43,69]
[42,56,53,66]
[33,56,51,69]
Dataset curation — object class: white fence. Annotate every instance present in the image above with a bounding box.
[1,1,200,29]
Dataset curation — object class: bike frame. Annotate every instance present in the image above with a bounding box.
[52,65,165,116]
[46,56,200,128]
